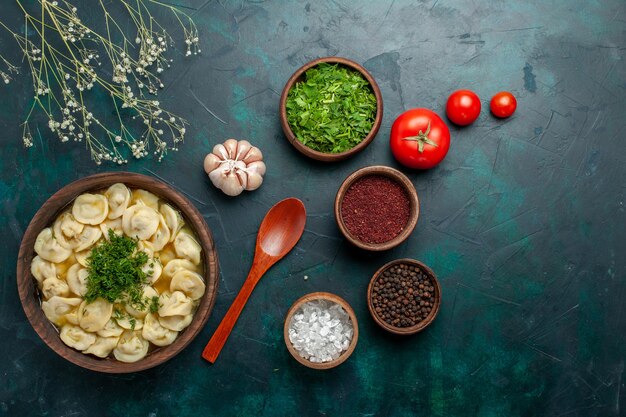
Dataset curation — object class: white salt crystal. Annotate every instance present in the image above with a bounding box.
[288,299,354,363]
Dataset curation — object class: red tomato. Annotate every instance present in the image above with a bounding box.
[445,90,481,126]
[390,108,450,169]
[490,91,517,118]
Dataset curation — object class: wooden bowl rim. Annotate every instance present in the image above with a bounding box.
[366,258,441,335]
[283,291,359,370]
[16,172,219,373]
[279,56,384,162]
[334,165,419,251]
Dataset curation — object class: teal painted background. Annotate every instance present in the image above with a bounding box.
[0,0,624,416]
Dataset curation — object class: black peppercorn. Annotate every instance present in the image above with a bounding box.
[371,262,437,328]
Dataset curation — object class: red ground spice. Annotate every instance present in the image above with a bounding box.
[340,175,410,244]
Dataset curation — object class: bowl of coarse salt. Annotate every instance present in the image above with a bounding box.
[284,292,359,370]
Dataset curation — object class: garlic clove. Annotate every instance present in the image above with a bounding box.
[213,143,229,160]
[234,140,252,161]
[235,165,248,190]
[203,153,222,174]
[242,146,263,164]
[245,161,265,191]
[247,160,266,176]
[218,175,245,196]
[223,139,239,159]
[246,173,263,191]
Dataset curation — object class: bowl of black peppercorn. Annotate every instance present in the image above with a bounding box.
[367,258,441,335]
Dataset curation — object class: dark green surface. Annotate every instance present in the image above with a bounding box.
[1,1,625,416]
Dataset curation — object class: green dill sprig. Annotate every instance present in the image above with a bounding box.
[148,296,161,314]
[85,229,149,309]
[286,63,377,154]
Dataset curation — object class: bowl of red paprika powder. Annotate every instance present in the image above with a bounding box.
[334,166,419,251]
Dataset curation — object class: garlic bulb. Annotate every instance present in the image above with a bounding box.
[203,139,266,196]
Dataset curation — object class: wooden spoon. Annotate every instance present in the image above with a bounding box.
[202,198,307,363]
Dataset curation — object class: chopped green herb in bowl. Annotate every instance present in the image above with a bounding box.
[285,62,379,155]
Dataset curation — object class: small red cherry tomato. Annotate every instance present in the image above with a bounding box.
[445,89,481,126]
[490,92,517,118]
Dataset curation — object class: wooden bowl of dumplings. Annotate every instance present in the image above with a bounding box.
[16,172,219,373]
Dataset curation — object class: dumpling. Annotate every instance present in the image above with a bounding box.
[157,245,177,266]
[122,203,160,240]
[162,259,197,281]
[158,291,193,317]
[72,226,102,252]
[173,232,202,265]
[105,183,131,219]
[34,228,72,263]
[116,315,143,330]
[159,204,184,242]
[66,264,89,296]
[125,286,159,318]
[132,189,160,211]
[137,240,155,258]
[41,296,82,326]
[142,313,178,346]
[148,215,170,251]
[53,212,85,249]
[53,219,101,253]
[84,336,120,358]
[170,270,205,300]
[113,330,149,363]
[72,193,109,225]
[42,277,70,299]
[159,314,193,332]
[100,217,123,240]
[78,299,113,332]
[60,324,96,351]
[31,255,57,285]
[65,309,79,325]
[97,318,124,337]
[74,249,90,267]
[142,258,162,285]
[54,254,76,279]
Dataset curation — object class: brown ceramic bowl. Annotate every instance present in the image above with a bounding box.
[279,56,383,162]
[16,172,219,373]
[284,292,359,370]
[334,166,419,251]
[367,259,441,335]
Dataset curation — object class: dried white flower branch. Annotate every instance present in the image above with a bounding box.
[0,53,19,85]
[0,0,200,164]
